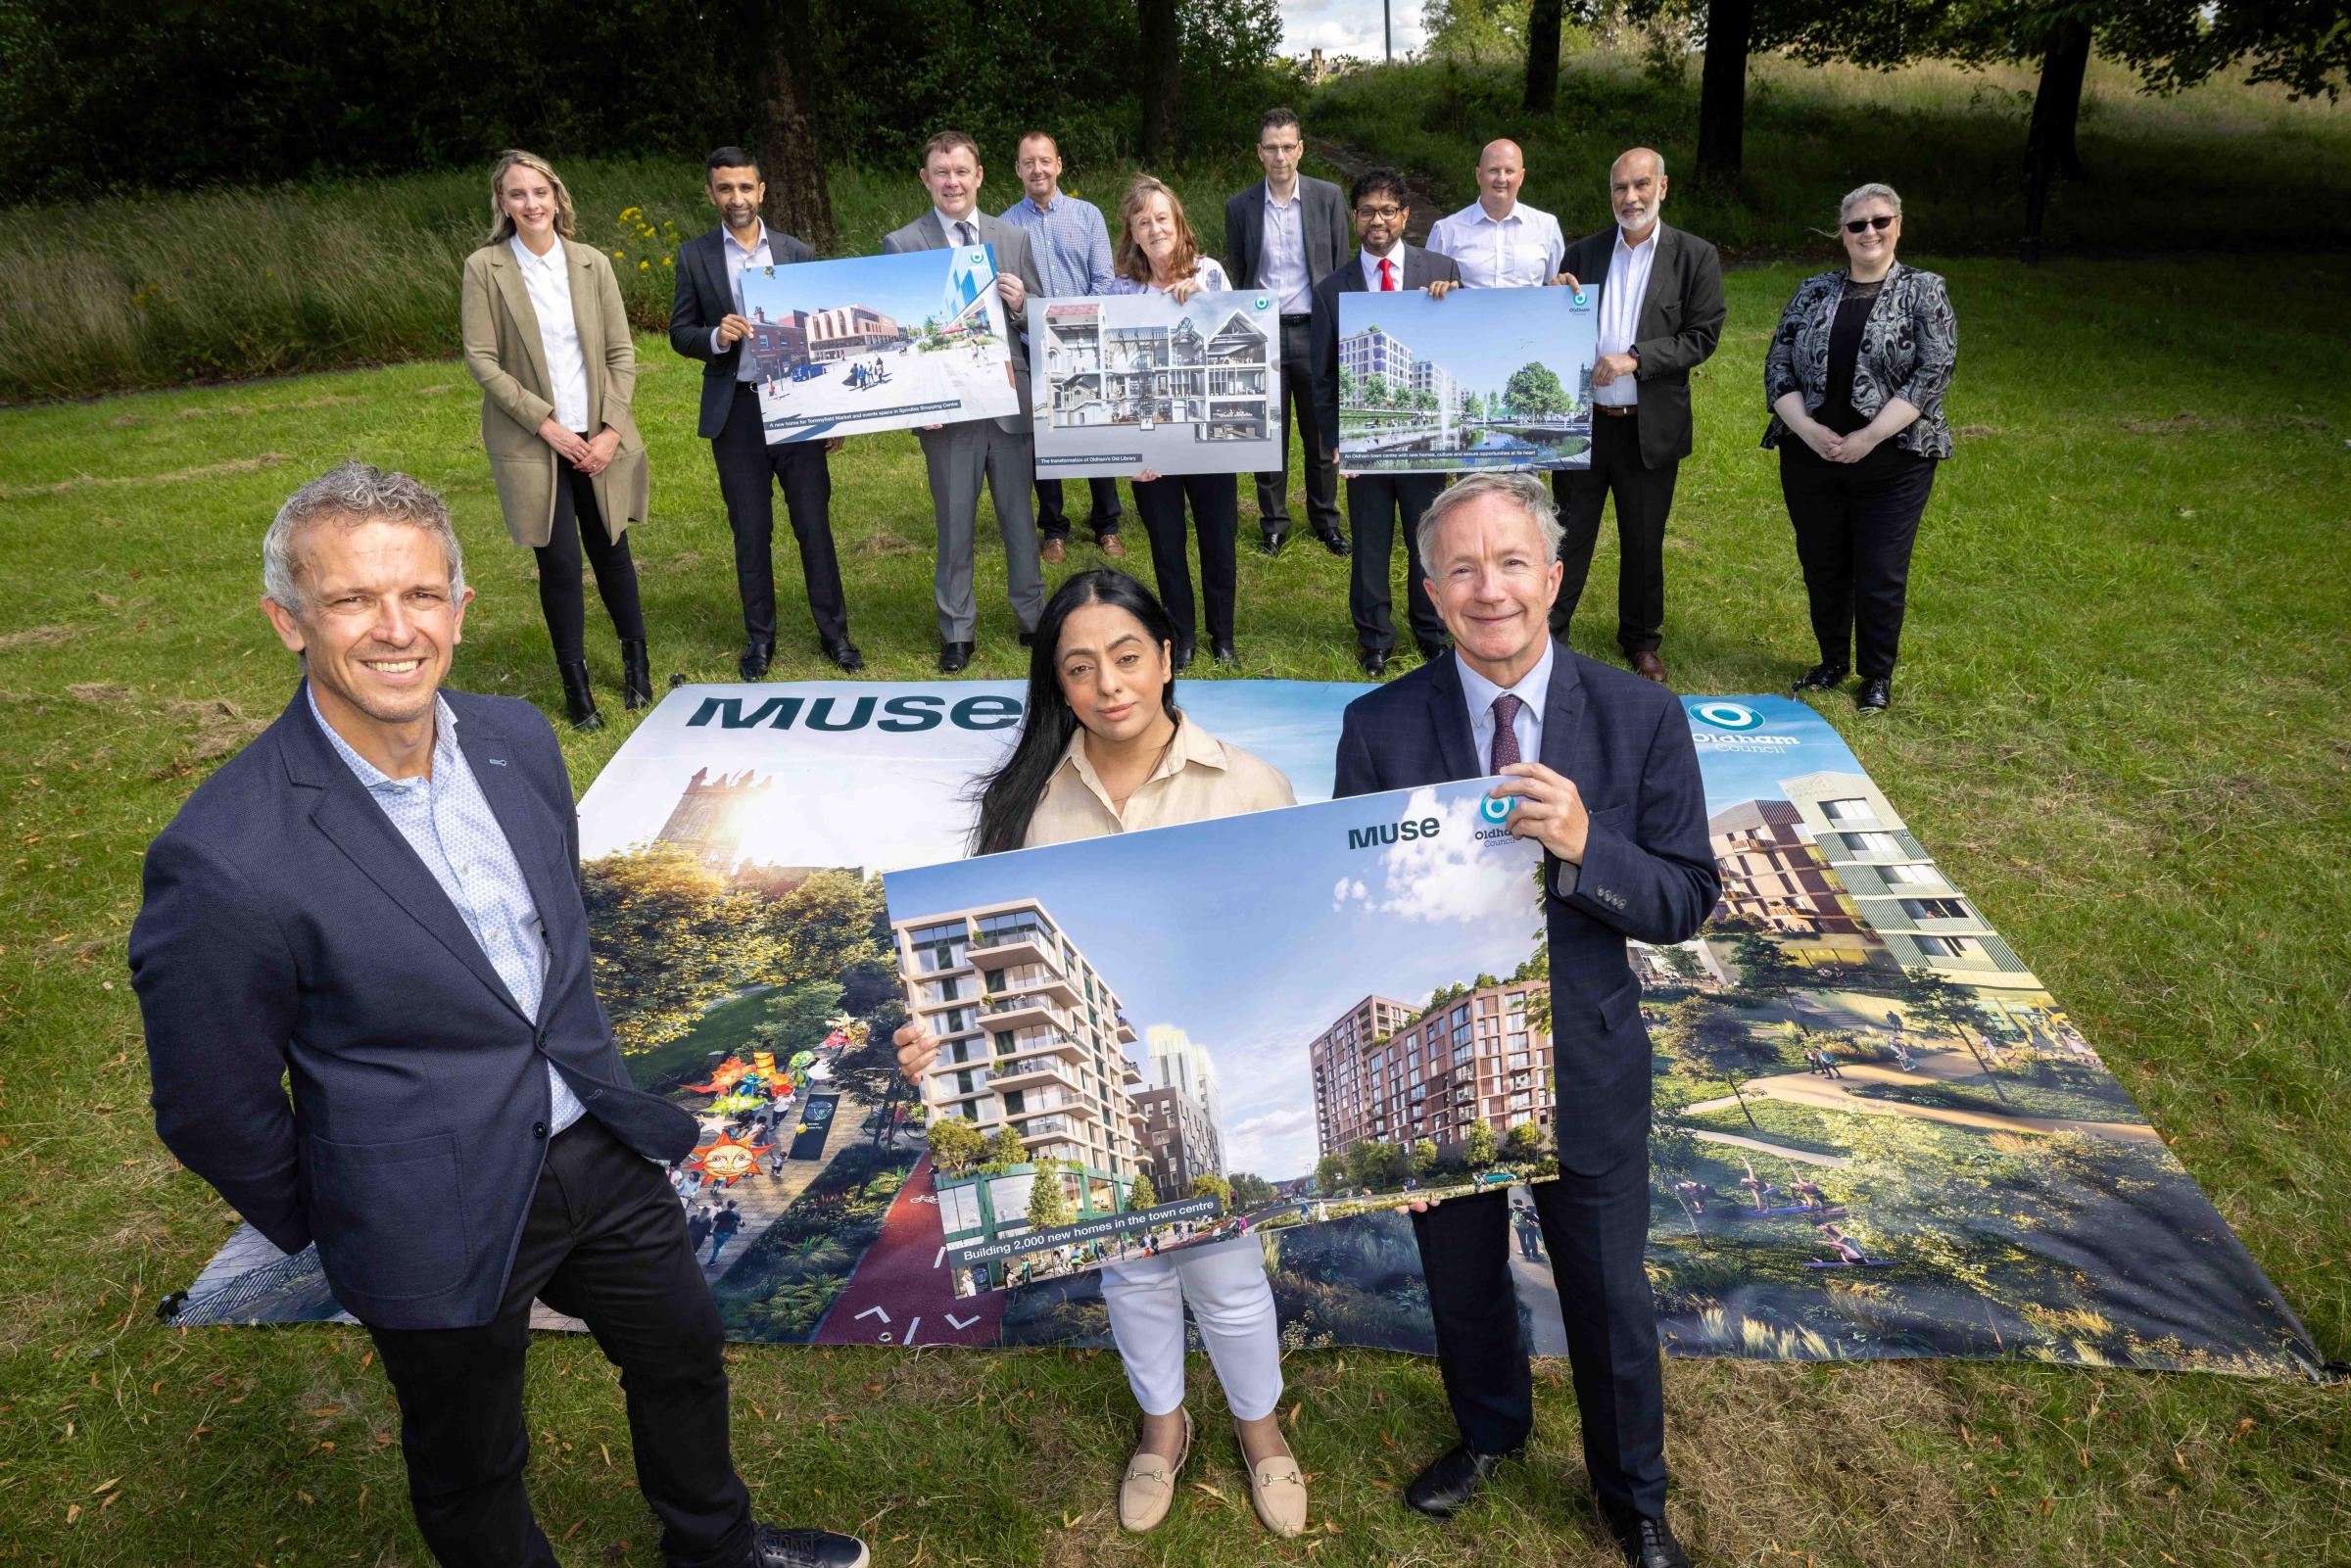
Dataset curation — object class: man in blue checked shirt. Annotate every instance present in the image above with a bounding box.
[1000,130,1127,564]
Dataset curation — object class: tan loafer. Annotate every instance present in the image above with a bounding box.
[1236,1419,1308,1537]
[1118,1407,1192,1533]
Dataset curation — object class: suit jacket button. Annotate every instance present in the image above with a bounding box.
[533,1121,549,1138]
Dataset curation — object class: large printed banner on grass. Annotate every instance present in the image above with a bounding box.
[173,685,2322,1379]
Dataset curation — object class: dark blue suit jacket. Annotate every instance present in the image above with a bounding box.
[669,222,818,440]
[1333,643,1719,1174]
[128,685,697,1329]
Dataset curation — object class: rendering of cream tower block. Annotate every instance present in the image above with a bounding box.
[892,901,1155,1289]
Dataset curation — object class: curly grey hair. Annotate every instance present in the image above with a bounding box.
[1413,471,1566,568]
[262,461,464,616]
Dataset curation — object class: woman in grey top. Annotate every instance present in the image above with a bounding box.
[1762,182,1957,713]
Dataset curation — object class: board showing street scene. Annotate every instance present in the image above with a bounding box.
[1335,286,1597,473]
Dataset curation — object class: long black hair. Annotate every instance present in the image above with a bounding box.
[967,568,1181,856]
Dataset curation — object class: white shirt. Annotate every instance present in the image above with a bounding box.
[1257,185,1312,313]
[1359,240,1408,291]
[1454,640,1583,896]
[935,207,984,247]
[718,221,774,380]
[508,236,590,432]
[1425,200,1564,289]
[1595,225,1660,406]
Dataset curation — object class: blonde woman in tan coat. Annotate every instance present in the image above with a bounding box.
[461,149,650,731]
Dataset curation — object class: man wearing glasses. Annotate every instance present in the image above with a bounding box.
[1223,107,1350,557]
[1549,147,1725,689]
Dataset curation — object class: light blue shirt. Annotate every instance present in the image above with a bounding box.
[718,221,775,381]
[1455,641,1580,896]
[1000,190,1115,299]
[307,689,583,1133]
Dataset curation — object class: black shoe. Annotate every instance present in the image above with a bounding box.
[555,657,603,733]
[1856,676,1892,711]
[1415,640,1448,664]
[823,638,863,674]
[1402,1442,1515,1518]
[1793,660,1848,693]
[1259,528,1289,557]
[1017,629,1036,649]
[1211,639,1238,666]
[750,1521,870,1568]
[620,640,652,709]
[938,641,974,674]
[1607,1513,1692,1568]
[1359,647,1389,678]
[1171,639,1196,673]
[739,640,774,681]
[1315,527,1351,557]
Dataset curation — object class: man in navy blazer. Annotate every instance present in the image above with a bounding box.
[1332,472,1718,1568]
[129,464,866,1568]
[670,145,861,681]
[1308,167,1463,677]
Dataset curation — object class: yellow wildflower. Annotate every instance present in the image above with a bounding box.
[662,258,675,267]
[639,260,650,270]
[612,250,624,260]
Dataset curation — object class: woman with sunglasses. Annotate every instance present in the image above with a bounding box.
[1762,182,1957,712]
[890,569,1308,1539]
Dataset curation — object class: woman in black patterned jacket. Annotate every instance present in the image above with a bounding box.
[1762,182,1957,712]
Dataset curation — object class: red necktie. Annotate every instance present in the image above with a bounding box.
[1378,257,1397,292]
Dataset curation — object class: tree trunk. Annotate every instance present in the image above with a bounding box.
[1139,0,1181,165]
[2019,17,2091,264]
[1729,1076,1758,1131]
[1696,0,1755,179]
[1523,0,1564,115]
[756,0,836,252]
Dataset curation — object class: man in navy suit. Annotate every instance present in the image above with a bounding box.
[1332,471,1719,1568]
[670,146,861,680]
[1308,167,1464,678]
[128,464,866,1568]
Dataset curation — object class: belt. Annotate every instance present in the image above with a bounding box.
[1279,312,1312,324]
[1594,403,1638,418]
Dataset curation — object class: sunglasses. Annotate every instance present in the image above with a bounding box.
[1844,214,1896,234]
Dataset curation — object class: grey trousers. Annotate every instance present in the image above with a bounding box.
[918,419,1045,642]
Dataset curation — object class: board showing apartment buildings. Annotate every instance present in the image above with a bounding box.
[1032,290,1283,477]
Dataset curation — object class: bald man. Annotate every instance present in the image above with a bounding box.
[1425,139,1567,289]
[1549,147,1724,688]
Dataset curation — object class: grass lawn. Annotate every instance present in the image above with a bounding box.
[2,247,2346,1565]
[1684,1099,1857,1159]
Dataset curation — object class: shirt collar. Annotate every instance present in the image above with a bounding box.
[1615,223,1660,257]
[1265,183,1298,211]
[307,684,457,791]
[1454,640,1555,732]
[1466,200,1520,227]
[723,220,769,258]
[936,208,980,239]
[1363,239,1405,268]
[1053,712,1226,805]
[509,234,563,271]
[1022,190,1060,215]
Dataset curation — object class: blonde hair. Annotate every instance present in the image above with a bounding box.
[486,150,578,246]
[1115,176,1201,287]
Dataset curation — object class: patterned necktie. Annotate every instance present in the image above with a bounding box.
[1489,693,1523,771]
[954,219,976,247]
[1378,257,1397,292]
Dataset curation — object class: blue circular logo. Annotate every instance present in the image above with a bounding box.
[1480,795,1515,824]
[1570,290,1590,309]
[1692,701,1765,732]
[1254,297,1271,310]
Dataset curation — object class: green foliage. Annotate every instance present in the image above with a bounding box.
[1027,1166,1075,1229]
[926,1115,985,1174]
[757,980,846,1058]
[984,1123,1031,1167]
[1228,1170,1276,1207]
[1315,1151,1349,1195]
[1462,1118,1498,1170]
[1504,1119,1545,1160]
[1125,1168,1159,1210]
[1656,992,1780,1131]
[1188,1171,1233,1213]
[1411,1138,1441,1177]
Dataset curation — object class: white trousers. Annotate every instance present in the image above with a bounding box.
[1099,1236,1282,1420]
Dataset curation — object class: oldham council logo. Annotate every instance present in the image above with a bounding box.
[1691,700,1765,732]
[1479,794,1515,824]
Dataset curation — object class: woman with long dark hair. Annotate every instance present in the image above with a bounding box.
[895,569,1306,1538]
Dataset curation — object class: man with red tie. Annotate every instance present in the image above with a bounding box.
[1307,168,1463,679]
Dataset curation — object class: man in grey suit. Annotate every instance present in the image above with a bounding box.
[1224,106,1351,556]
[1309,168,1463,678]
[882,128,1049,673]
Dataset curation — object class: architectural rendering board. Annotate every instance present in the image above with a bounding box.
[740,247,1019,443]
[884,780,1549,1298]
[1336,286,1598,473]
[1031,291,1284,477]
[168,687,2318,1379]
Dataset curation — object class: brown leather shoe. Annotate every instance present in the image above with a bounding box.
[1041,537,1068,565]
[1630,650,1668,684]
[1100,533,1127,558]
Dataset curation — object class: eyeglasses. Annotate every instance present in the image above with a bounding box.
[1355,205,1404,221]
[1844,214,1896,234]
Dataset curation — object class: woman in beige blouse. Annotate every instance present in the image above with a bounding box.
[894,568,1305,1538]
[460,149,650,732]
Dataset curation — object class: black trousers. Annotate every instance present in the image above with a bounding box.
[1256,314,1342,541]
[364,1117,753,1568]
[1780,444,1937,679]
[714,381,849,646]
[1132,471,1239,647]
[532,457,645,662]
[1414,1159,1667,1524]
[1549,410,1678,654]
[1035,475,1125,541]
[1347,473,1447,656]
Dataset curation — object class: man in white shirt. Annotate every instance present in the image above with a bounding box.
[1425,140,1568,290]
[1548,148,1725,688]
[1224,108,1350,555]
